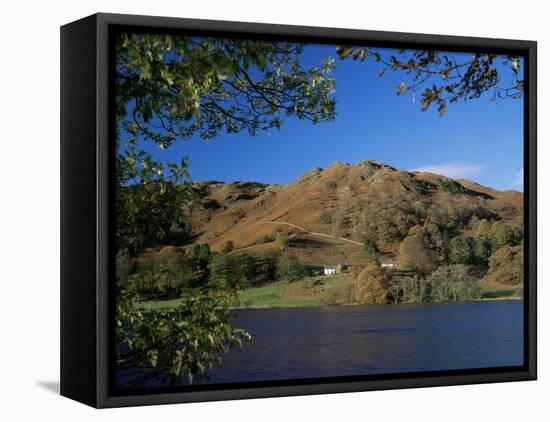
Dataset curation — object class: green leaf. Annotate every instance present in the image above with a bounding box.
[148,349,158,367]
[336,45,353,59]
[397,81,407,95]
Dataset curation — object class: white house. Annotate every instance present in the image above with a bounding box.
[381,263,396,269]
[324,266,337,276]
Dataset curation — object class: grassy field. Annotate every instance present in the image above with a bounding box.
[236,282,290,307]
[136,275,523,310]
[237,273,355,308]
[480,286,523,300]
[137,274,356,310]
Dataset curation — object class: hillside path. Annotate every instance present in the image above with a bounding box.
[253,221,363,247]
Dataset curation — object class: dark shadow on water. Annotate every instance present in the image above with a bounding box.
[36,380,60,395]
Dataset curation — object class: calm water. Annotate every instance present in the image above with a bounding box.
[198,300,523,384]
[118,300,523,388]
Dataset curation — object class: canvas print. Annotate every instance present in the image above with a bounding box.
[113,31,525,391]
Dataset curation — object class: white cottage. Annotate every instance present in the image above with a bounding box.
[324,266,337,276]
[380,256,396,269]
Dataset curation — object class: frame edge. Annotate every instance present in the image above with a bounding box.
[85,12,537,408]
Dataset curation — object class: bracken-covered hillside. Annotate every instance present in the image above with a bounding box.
[178,160,522,267]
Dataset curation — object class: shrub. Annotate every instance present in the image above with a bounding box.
[319,210,333,224]
[220,240,234,253]
[438,178,466,194]
[414,178,436,195]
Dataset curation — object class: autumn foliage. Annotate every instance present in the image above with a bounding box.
[355,263,389,304]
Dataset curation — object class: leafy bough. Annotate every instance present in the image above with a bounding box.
[336,45,523,115]
[115,283,251,388]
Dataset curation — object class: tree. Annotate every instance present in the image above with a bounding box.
[115,34,337,253]
[422,222,442,250]
[362,237,379,264]
[209,252,258,292]
[490,221,515,248]
[414,178,435,195]
[436,230,451,266]
[156,251,189,294]
[355,263,389,304]
[276,251,305,282]
[430,265,481,302]
[187,244,211,286]
[115,248,134,283]
[513,215,524,242]
[209,252,239,292]
[475,218,492,238]
[192,243,211,260]
[475,235,495,268]
[115,284,251,388]
[219,240,234,254]
[167,220,192,244]
[254,251,279,285]
[117,34,336,147]
[398,235,436,275]
[114,34,337,385]
[388,276,403,304]
[469,215,480,232]
[235,254,257,288]
[438,178,466,194]
[116,159,200,253]
[388,275,427,303]
[134,252,160,296]
[336,46,523,115]
[483,244,524,286]
[409,222,441,251]
[449,235,476,265]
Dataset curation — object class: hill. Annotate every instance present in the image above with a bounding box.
[176,159,523,267]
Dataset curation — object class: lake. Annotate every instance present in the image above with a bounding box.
[196,300,524,384]
[116,300,524,388]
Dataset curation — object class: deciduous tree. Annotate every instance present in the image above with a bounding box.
[116,284,251,388]
[276,251,305,282]
[398,235,436,274]
[430,265,481,302]
[355,263,389,304]
[484,243,524,286]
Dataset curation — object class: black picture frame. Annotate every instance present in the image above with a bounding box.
[61,12,537,408]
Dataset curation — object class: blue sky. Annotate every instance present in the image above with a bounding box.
[140,43,524,191]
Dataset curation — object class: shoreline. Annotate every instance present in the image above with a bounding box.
[229,296,523,310]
